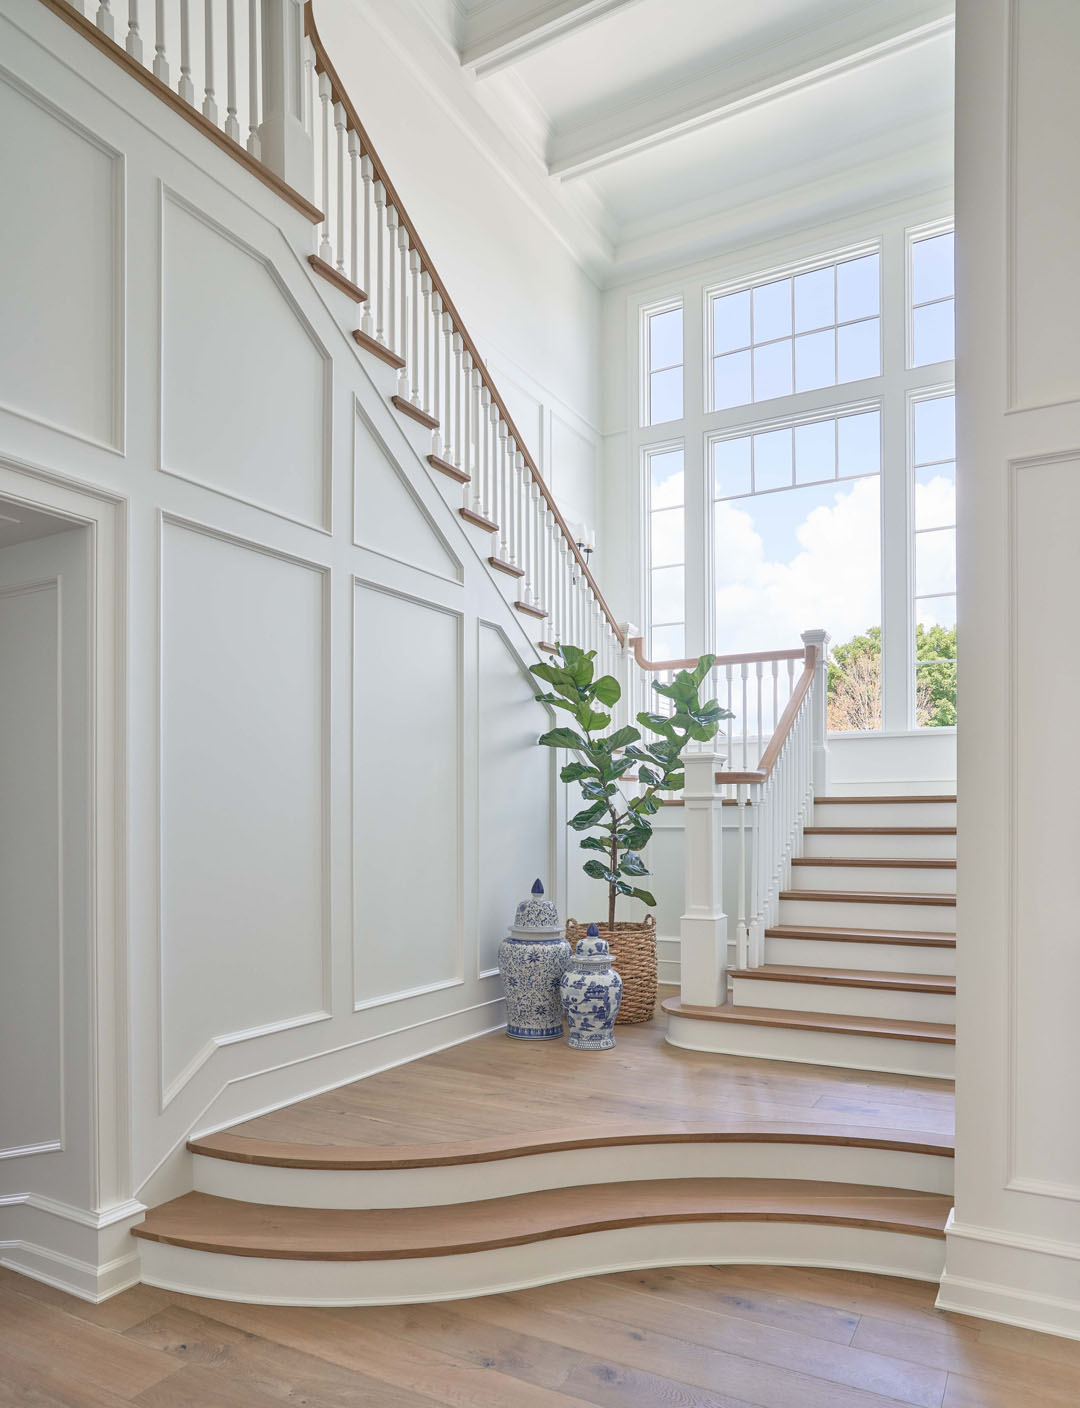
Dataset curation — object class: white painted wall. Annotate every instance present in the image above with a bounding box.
[0,0,561,1297]
[941,0,1080,1341]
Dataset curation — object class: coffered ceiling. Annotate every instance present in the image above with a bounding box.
[421,0,954,278]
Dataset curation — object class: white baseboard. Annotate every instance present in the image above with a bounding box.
[0,1241,141,1303]
[937,1274,1080,1343]
[939,1214,1080,1341]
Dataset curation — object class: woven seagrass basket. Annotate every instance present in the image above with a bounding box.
[565,914,657,1024]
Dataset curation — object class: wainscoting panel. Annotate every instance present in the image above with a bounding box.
[353,580,463,1006]
[0,578,62,1157]
[159,517,329,1102]
[476,622,553,975]
[160,191,331,528]
[0,71,121,448]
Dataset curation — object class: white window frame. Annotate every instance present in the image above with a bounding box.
[629,208,955,735]
[641,296,684,429]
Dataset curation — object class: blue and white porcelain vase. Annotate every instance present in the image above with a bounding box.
[498,880,571,1040]
[560,924,622,1051]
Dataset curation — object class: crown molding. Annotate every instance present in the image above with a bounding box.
[461,0,644,76]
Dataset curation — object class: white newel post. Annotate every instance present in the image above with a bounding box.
[801,627,829,796]
[259,0,314,199]
[680,751,727,1008]
[616,623,639,733]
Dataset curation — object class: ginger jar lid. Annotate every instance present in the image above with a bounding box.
[511,879,561,934]
[575,923,612,960]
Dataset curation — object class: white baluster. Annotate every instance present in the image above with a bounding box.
[430,289,443,456]
[397,231,411,379]
[421,272,433,420]
[334,102,347,274]
[386,204,398,353]
[125,0,142,61]
[495,421,508,560]
[202,0,218,124]
[478,385,492,517]
[515,450,528,583]
[223,0,239,138]
[245,0,260,156]
[178,0,194,104]
[452,334,465,473]
[460,349,472,497]
[408,249,422,404]
[360,155,374,330]
[348,130,360,287]
[441,310,455,462]
[317,71,332,261]
[154,0,169,82]
[373,182,387,345]
[544,509,556,622]
[96,0,115,40]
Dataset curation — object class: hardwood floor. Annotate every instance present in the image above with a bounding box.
[192,1001,954,1168]
[4,1262,1080,1407]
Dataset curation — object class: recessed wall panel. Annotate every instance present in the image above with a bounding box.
[162,196,329,527]
[477,623,553,974]
[0,76,119,445]
[354,583,461,1003]
[160,520,327,1096]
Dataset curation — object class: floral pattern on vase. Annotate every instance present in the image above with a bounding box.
[499,879,571,1040]
[560,924,622,1050]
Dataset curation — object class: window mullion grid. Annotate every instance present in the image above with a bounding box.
[880,225,915,732]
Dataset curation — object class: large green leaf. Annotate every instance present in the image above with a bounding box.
[637,765,661,787]
[617,822,652,850]
[560,761,600,783]
[570,801,608,830]
[604,725,641,752]
[538,726,589,751]
[620,851,650,877]
[583,859,619,885]
[576,706,612,733]
[591,674,622,707]
[637,711,677,741]
[579,835,609,852]
[580,779,616,801]
[690,653,716,686]
[630,887,657,907]
[533,692,582,716]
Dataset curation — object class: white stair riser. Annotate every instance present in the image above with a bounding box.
[137,1221,946,1306]
[731,976,955,1024]
[814,802,956,827]
[803,832,956,859]
[193,1143,953,1209]
[765,936,955,974]
[666,1010,954,1079]
[791,864,956,894]
[779,898,956,932]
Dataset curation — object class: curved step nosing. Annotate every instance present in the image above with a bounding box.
[137,1223,947,1307]
[188,1125,952,1170]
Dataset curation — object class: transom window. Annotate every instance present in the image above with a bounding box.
[912,392,957,726]
[910,230,955,367]
[710,251,881,410]
[644,303,683,426]
[647,446,685,658]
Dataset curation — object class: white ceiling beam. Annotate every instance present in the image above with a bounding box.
[461,0,645,77]
[548,1,955,180]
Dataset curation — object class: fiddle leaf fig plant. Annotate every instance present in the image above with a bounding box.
[531,644,733,928]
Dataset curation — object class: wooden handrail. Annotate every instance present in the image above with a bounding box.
[629,637,806,672]
[718,645,818,786]
[304,2,623,645]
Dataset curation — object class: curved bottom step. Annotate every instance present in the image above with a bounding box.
[133,1181,949,1306]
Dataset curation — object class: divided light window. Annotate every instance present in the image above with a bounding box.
[644,303,683,426]
[646,445,685,658]
[710,250,881,411]
[910,229,955,367]
[912,392,956,727]
[712,407,883,731]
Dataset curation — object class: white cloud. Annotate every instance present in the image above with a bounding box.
[715,477,882,652]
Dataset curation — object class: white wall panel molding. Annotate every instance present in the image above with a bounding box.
[351,577,465,1009]
[1004,0,1080,414]
[0,575,64,1161]
[0,65,125,454]
[476,619,556,977]
[352,401,464,585]
[1004,451,1080,1201]
[157,513,332,1109]
[158,186,333,533]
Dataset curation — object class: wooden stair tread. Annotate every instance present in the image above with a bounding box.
[515,600,548,618]
[489,555,524,577]
[428,454,469,483]
[766,924,956,946]
[391,394,439,430]
[792,857,956,869]
[816,795,956,804]
[730,965,955,993]
[781,890,956,906]
[662,997,955,1044]
[804,827,957,835]
[459,506,498,532]
[307,254,366,302]
[188,1119,953,1171]
[352,328,406,369]
[132,1180,951,1259]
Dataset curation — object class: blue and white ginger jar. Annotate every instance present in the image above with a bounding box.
[498,880,571,1040]
[560,924,622,1051]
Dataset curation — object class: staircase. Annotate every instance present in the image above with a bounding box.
[665,793,957,1078]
